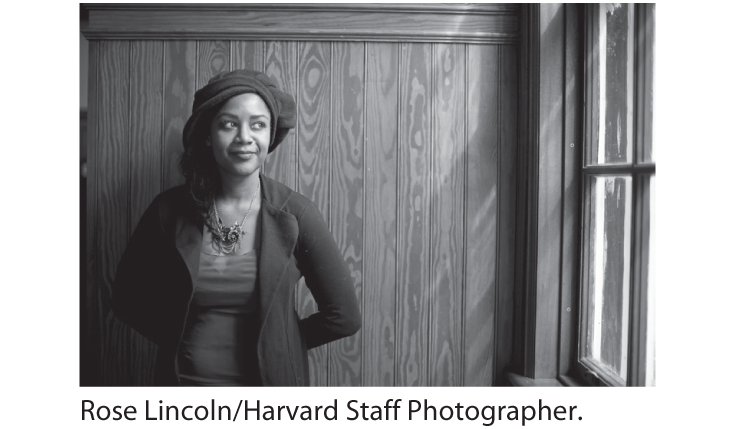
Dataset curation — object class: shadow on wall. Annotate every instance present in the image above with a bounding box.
[80,4,92,385]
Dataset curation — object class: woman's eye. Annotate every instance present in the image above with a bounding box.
[220,120,237,130]
[252,121,267,130]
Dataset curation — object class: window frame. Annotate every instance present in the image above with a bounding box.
[576,3,655,387]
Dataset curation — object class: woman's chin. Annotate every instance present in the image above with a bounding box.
[218,165,261,180]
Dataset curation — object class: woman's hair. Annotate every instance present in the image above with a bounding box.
[178,100,225,225]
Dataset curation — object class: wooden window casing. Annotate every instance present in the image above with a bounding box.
[578,3,655,387]
[509,3,654,388]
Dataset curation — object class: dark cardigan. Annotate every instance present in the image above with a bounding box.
[112,174,361,386]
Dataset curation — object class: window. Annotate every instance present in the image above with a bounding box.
[579,3,655,386]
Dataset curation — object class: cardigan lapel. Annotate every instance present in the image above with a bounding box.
[174,211,203,285]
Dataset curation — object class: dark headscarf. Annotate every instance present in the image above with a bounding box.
[182,69,296,153]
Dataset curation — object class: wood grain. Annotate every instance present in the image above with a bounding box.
[85,35,521,387]
[534,3,564,379]
[162,41,196,190]
[84,5,520,44]
[263,41,298,189]
[231,41,265,72]
[429,43,465,386]
[363,42,399,386]
[96,40,131,385]
[464,43,498,387]
[395,42,432,387]
[513,4,539,376]
[495,44,519,384]
[329,42,365,386]
[197,41,230,88]
[295,41,332,386]
[123,40,165,385]
[129,41,164,223]
[83,40,100,385]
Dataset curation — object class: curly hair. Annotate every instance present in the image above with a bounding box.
[178,100,225,226]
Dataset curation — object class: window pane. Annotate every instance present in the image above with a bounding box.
[586,175,632,382]
[641,4,655,164]
[589,4,634,166]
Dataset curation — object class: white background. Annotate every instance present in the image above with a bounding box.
[1,1,732,427]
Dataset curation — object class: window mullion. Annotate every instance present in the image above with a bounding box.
[627,173,643,386]
[627,3,655,387]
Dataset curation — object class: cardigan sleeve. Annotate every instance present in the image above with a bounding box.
[294,202,361,349]
[111,196,170,345]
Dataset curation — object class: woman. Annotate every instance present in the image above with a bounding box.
[112,69,361,386]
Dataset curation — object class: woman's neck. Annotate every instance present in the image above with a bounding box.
[217,170,261,204]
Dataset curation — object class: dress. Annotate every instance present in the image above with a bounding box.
[112,174,361,386]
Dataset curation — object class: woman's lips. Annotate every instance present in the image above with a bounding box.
[231,151,256,160]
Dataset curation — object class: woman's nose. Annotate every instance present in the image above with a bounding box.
[236,127,254,144]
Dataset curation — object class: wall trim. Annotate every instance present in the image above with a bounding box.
[81,3,520,44]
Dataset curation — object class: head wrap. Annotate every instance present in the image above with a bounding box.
[182,69,296,153]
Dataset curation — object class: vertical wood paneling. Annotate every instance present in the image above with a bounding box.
[296,41,332,386]
[263,42,298,188]
[162,41,196,190]
[464,44,498,386]
[97,40,130,385]
[121,40,165,385]
[429,43,465,386]
[232,41,265,72]
[396,42,432,387]
[329,42,365,386]
[495,44,519,384]
[535,4,564,378]
[363,42,399,386]
[84,40,101,385]
[87,35,519,387]
[130,41,164,223]
[197,41,230,87]
[515,5,539,377]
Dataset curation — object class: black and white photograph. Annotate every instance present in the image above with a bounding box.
[78,2,659,388]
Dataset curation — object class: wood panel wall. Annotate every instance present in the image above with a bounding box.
[83,5,519,387]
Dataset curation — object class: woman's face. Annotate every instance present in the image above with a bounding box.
[209,93,271,179]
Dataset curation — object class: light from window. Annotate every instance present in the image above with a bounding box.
[580,3,654,387]
[587,175,632,384]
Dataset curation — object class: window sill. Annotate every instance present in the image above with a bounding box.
[506,373,588,387]
[507,373,564,387]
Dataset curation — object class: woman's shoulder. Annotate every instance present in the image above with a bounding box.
[152,184,190,207]
[260,175,315,217]
[142,185,197,224]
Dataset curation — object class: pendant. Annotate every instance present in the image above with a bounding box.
[214,220,244,255]
[222,222,243,243]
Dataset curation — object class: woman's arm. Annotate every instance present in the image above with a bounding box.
[295,202,361,349]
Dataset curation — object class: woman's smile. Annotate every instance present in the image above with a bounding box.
[209,92,272,178]
[229,148,258,160]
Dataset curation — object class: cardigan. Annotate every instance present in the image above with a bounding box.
[111,174,361,386]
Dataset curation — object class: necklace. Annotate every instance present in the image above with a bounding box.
[211,180,260,255]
